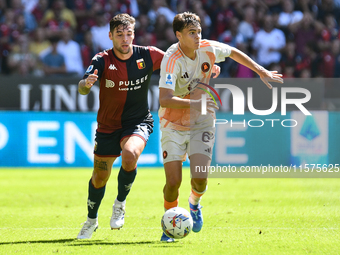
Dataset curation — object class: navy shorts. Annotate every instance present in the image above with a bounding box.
[94,116,154,157]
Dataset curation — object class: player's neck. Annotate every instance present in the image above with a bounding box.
[113,47,133,60]
[178,43,196,60]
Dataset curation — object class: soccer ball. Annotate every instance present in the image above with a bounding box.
[161,207,193,239]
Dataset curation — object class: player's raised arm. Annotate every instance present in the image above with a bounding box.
[228,47,283,89]
[78,69,98,95]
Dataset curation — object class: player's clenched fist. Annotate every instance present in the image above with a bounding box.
[85,69,98,88]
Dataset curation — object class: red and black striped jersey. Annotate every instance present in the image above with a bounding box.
[84,45,164,133]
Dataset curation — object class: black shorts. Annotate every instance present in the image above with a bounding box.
[94,116,154,157]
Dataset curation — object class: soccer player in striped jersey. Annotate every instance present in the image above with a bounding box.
[159,12,283,242]
[76,13,165,239]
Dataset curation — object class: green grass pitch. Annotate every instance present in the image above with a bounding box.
[0,168,339,254]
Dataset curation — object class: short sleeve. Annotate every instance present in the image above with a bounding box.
[159,56,179,91]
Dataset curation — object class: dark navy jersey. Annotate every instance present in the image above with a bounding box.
[83,45,164,133]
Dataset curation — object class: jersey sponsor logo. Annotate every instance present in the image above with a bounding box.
[201,62,210,73]
[166,74,173,85]
[105,79,115,88]
[181,72,189,78]
[205,147,212,154]
[136,58,145,69]
[85,65,93,74]
[118,74,148,87]
[108,64,117,70]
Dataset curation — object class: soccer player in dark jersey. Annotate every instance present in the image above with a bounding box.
[76,13,165,239]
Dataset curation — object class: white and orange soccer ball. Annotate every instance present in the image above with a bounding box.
[161,207,193,239]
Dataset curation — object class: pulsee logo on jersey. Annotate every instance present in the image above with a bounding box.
[199,83,311,128]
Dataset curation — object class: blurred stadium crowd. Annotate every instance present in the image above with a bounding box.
[1,0,340,78]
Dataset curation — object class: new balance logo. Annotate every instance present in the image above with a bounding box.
[109,64,117,70]
[181,72,189,78]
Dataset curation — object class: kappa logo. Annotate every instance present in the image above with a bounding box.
[87,199,96,209]
[108,64,117,70]
[181,72,189,79]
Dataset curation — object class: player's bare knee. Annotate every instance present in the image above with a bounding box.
[192,178,207,187]
[121,149,138,170]
[167,177,182,190]
[91,174,108,188]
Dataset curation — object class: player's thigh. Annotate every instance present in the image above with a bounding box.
[120,117,154,159]
[161,128,188,164]
[120,135,146,159]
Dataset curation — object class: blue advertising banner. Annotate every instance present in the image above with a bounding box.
[0,111,337,167]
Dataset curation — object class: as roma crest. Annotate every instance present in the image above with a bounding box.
[201,62,210,72]
[137,58,145,69]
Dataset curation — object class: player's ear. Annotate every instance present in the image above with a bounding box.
[175,31,181,40]
[109,31,113,41]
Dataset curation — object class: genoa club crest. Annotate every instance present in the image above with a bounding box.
[136,58,145,69]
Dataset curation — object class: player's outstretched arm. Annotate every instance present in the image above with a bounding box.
[159,88,218,113]
[228,47,283,89]
[78,69,98,95]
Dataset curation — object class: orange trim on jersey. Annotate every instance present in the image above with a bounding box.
[166,49,180,72]
[166,49,182,73]
[163,120,170,128]
[164,197,179,210]
[200,40,221,48]
[169,52,182,73]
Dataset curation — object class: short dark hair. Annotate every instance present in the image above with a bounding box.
[109,13,135,32]
[173,12,201,34]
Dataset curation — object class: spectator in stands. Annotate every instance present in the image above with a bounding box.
[10,0,37,32]
[41,36,66,76]
[7,33,36,76]
[282,62,295,78]
[0,8,15,74]
[320,38,340,78]
[192,1,212,39]
[277,0,303,27]
[148,0,176,25]
[80,30,96,70]
[295,41,321,78]
[319,14,339,52]
[218,16,249,77]
[57,27,83,76]
[209,0,236,40]
[29,27,50,56]
[0,0,7,23]
[333,39,340,77]
[90,10,112,52]
[31,0,48,25]
[41,0,77,37]
[289,12,324,57]
[28,26,50,75]
[280,40,298,69]
[153,14,173,50]
[238,5,257,42]
[252,13,286,68]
